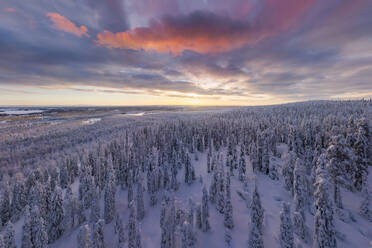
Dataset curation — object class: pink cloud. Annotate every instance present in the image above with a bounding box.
[4,8,16,13]
[46,12,89,37]
[96,0,317,55]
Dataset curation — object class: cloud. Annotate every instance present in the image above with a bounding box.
[1,0,372,105]
[96,0,317,55]
[46,12,89,37]
[4,8,16,13]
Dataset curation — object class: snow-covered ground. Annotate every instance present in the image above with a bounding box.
[1,101,371,248]
[46,145,372,248]
[0,109,44,115]
[81,118,101,125]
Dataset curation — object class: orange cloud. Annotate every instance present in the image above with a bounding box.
[96,0,316,55]
[96,13,260,55]
[46,12,89,37]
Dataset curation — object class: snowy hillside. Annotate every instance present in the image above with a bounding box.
[0,100,371,248]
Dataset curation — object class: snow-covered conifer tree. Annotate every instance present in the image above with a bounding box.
[21,206,32,248]
[136,182,145,221]
[63,186,76,230]
[326,135,352,206]
[279,202,294,248]
[92,219,105,248]
[238,149,246,181]
[224,194,234,229]
[77,225,92,248]
[353,118,370,191]
[196,205,202,229]
[281,151,296,195]
[216,170,225,214]
[359,181,372,221]
[201,187,210,232]
[293,158,307,218]
[116,216,125,247]
[30,206,48,248]
[313,156,336,248]
[4,222,16,248]
[104,176,116,224]
[128,201,138,248]
[250,184,264,234]
[209,171,218,203]
[0,185,10,226]
[77,200,86,225]
[181,221,196,248]
[293,211,308,242]
[48,186,64,243]
[89,187,100,224]
[0,234,4,248]
[10,176,27,221]
[248,223,263,248]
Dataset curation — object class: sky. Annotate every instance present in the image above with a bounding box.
[0,0,372,106]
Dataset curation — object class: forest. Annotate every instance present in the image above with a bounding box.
[0,100,371,248]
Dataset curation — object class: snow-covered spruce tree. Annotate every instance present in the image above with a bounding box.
[149,170,158,206]
[30,206,48,248]
[160,196,175,248]
[128,201,138,248]
[225,227,232,247]
[77,224,92,248]
[224,193,234,229]
[250,184,264,234]
[0,184,10,226]
[22,206,32,248]
[359,180,372,221]
[216,170,225,214]
[269,161,279,181]
[313,156,336,248]
[48,186,64,243]
[188,199,194,227]
[170,165,179,191]
[181,220,196,248]
[77,200,86,225]
[135,224,142,248]
[207,153,211,173]
[196,204,202,229]
[201,187,210,232]
[209,170,218,203]
[239,149,246,181]
[10,175,27,221]
[79,172,95,210]
[281,151,296,195]
[353,118,370,191]
[128,179,134,208]
[59,164,69,189]
[293,158,307,218]
[89,187,101,224]
[185,154,195,185]
[279,202,294,248]
[104,174,116,224]
[262,137,270,175]
[0,234,4,248]
[293,211,308,242]
[92,219,105,248]
[136,182,145,221]
[248,223,264,248]
[4,221,16,248]
[116,216,125,247]
[63,186,76,230]
[326,135,353,207]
